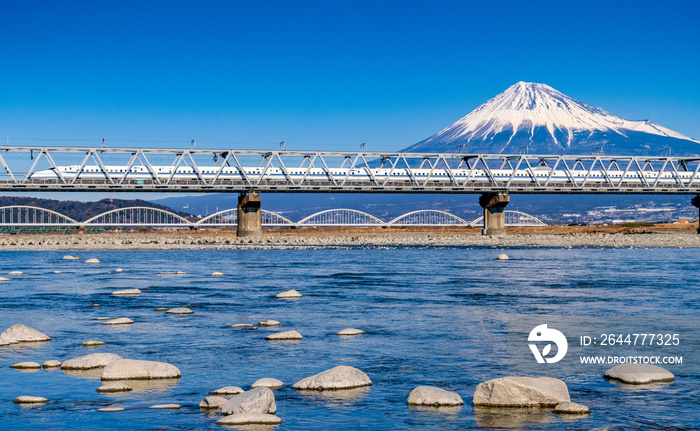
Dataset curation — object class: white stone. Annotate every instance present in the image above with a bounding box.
[13,396,49,404]
[258,320,281,326]
[98,407,124,412]
[154,307,168,311]
[219,387,276,415]
[8,271,23,275]
[217,413,282,426]
[210,386,244,396]
[166,307,193,314]
[0,324,51,346]
[111,289,141,296]
[554,401,591,414]
[0,277,10,282]
[407,386,464,406]
[102,318,134,325]
[337,328,365,336]
[149,404,180,409]
[96,382,133,393]
[265,330,302,341]
[82,340,106,347]
[292,365,372,391]
[115,268,123,273]
[85,258,100,264]
[101,359,181,381]
[252,378,284,389]
[231,324,255,328]
[199,396,228,410]
[43,360,62,369]
[604,364,675,384]
[496,253,509,260]
[53,271,62,274]
[62,255,80,260]
[10,362,41,369]
[472,376,570,407]
[276,289,302,298]
[211,272,224,276]
[96,317,111,320]
[61,353,123,370]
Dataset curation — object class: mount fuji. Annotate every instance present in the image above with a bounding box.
[403,82,700,156]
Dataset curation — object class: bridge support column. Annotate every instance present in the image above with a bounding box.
[479,193,510,236]
[692,195,700,234]
[237,192,262,238]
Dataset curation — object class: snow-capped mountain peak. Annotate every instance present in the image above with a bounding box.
[404,82,698,155]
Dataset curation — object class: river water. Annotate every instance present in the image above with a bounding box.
[0,247,698,430]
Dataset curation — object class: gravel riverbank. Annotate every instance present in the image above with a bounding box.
[2,229,700,250]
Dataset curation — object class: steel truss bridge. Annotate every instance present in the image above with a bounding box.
[0,206,546,229]
[1,146,700,194]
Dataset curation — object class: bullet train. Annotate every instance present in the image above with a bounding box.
[27,165,700,184]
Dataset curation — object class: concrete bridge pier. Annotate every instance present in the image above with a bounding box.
[237,192,262,238]
[692,195,700,234]
[479,193,510,236]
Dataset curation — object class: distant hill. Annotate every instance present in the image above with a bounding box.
[403,82,700,156]
[0,197,193,222]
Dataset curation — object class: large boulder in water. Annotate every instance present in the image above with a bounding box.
[0,324,51,346]
[604,364,675,384]
[61,353,123,370]
[472,377,570,408]
[407,386,464,406]
[292,365,372,391]
[101,359,181,381]
[219,387,276,415]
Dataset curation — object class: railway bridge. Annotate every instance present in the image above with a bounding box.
[1,146,699,235]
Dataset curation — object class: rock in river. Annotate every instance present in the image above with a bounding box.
[292,365,372,391]
[252,378,284,389]
[337,328,365,336]
[0,324,51,346]
[62,353,123,370]
[275,289,302,298]
[85,258,100,264]
[554,401,591,414]
[265,330,302,341]
[102,318,134,325]
[258,320,281,326]
[217,413,282,426]
[111,289,141,296]
[211,272,224,276]
[210,386,244,396]
[199,396,228,410]
[96,382,133,393]
[10,362,41,370]
[82,340,106,347]
[43,360,62,369]
[219,387,276,415]
[604,364,675,384]
[166,307,193,314]
[101,359,181,381]
[63,255,80,260]
[407,386,464,406]
[13,396,49,404]
[472,376,570,407]
[496,253,509,260]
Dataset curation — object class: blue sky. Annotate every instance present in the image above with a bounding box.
[2,0,699,153]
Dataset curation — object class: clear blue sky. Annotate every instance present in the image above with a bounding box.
[2,0,699,152]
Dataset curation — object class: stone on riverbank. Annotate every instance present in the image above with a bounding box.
[217,413,282,426]
[265,330,302,341]
[292,365,372,391]
[407,386,464,406]
[61,353,123,370]
[102,317,134,325]
[554,401,590,414]
[111,289,141,296]
[337,328,364,336]
[43,360,62,368]
[13,396,49,404]
[252,378,283,389]
[604,364,675,384]
[0,324,51,346]
[166,307,193,314]
[101,359,181,381]
[10,362,41,369]
[199,396,228,410]
[472,377,570,407]
[219,387,276,415]
[96,382,133,393]
[210,386,244,396]
[82,340,106,347]
[276,289,302,298]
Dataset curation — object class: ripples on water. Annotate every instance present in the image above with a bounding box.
[0,247,698,430]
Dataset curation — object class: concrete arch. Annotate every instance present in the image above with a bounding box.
[388,210,471,226]
[83,206,193,227]
[297,209,385,226]
[470,210,546,227]
[196,208,295,226]
[0,205,79,226]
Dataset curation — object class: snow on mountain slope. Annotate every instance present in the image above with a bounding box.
[404,82,699,155]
